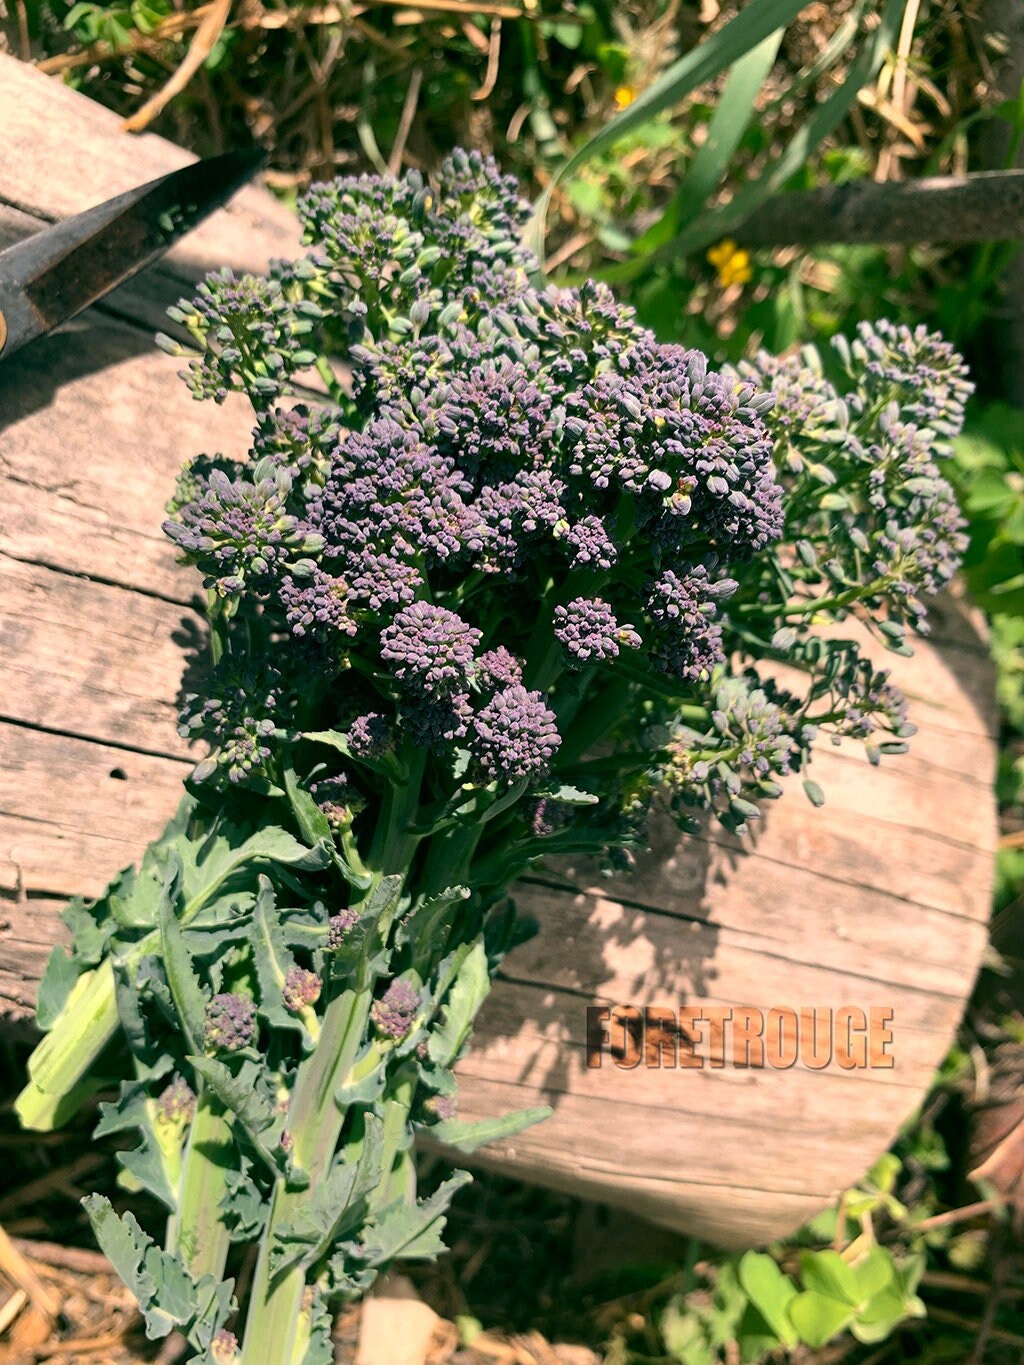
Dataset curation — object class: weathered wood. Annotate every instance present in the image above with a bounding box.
[0,57,999,1247]
[733,171,1024,247]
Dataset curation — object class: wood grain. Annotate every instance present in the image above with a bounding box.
[0,57,999,1246]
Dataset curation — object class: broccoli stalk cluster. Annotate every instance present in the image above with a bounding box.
[17,149,970,1365]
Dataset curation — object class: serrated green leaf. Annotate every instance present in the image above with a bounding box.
[298,1288,335,1365]
[158,852,207,1056]
[332,875,404,990]
[36,947,83,1032]
[250,876,310,1044]
[428,939,490,1068]
[396,885,470,957]
[220,1161,267,1240]
[359,1169,472,1267]
[96,1081,181,1211]
[82,1196,185,1340]
[283,764,334,851]
[188,1056,279,1172]
[430,1105,551,1155]
[271,1115,385,1274]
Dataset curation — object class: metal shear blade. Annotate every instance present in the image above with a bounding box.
[0,146,266,359]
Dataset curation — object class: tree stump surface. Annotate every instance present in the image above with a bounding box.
[0,57,999,1247]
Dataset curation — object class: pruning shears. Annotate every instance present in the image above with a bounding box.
[0,148,266,361]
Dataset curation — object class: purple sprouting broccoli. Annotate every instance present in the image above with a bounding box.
[203,993,257,1054]
[476,647,523,689]
[434,356,554,483]
[472,685,560,784]
[646,567,737,683]
[327,907,360,950]
[840,318,974,439]
[164,268,321,405]
[563,341,783,559]
[313,419,477,572]
[829,661,913,747]
[178,662,282,786]
[371,979,421,1040]
[277,566,357,643]
[282,967,322,1013]
[380,603,481,693]
[156,1076,196,1125]
[424,1093,457,1122]
[251,404,339,481]
[311,773,365,832]
[210,1329,240,1364]
[558,513,619,570]
[163,462,323,600]
[400,689,475,748]
[346,711,394,760]
[553,598,641,666]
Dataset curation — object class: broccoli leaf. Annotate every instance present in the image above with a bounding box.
[250,876,309,1044]
[429,1105,551,1155]
[158,852,207,1056]
[428,939,490,1068]
[358,1170,472,1266]
[81,1196,207,1341]
[36,947,83,1032]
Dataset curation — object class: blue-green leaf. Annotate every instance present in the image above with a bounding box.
[359,1169,472,1266]
[36,947,82,1032]
[428,939,490,1068]
[158,852,207,1057]
[430,1106,551,1155]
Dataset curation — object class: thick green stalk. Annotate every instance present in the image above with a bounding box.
[239,754,426,1363]
[16,961,120,1129]
[166,1089,235,1284]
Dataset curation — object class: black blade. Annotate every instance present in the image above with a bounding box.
[0,147,266,358]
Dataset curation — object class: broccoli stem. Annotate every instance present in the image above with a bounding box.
[239,753,427,1362]
[166,1089,234,1283]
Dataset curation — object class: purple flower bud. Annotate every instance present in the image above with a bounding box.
[327,907,360,950]
[211,1329,240,1364]
[553,597,641,666]
[156,1076,196,1125]
[472,684,560,783]
[283,967,322,1012]
[203,993,256,1053]
[380,602,481,693]
[426,1094,457,1122]
[476,646,523,688]
[346,711,394,760]
[371,979,421,1039]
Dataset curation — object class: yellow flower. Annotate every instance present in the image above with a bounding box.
[614,85,637,110]
[707,239,753,288]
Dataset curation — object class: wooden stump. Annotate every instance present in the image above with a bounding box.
[0,56,998,1247]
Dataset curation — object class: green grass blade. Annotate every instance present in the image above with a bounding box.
[650,0,907,267]
[524,0,811,265]
[638,29,786,254]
